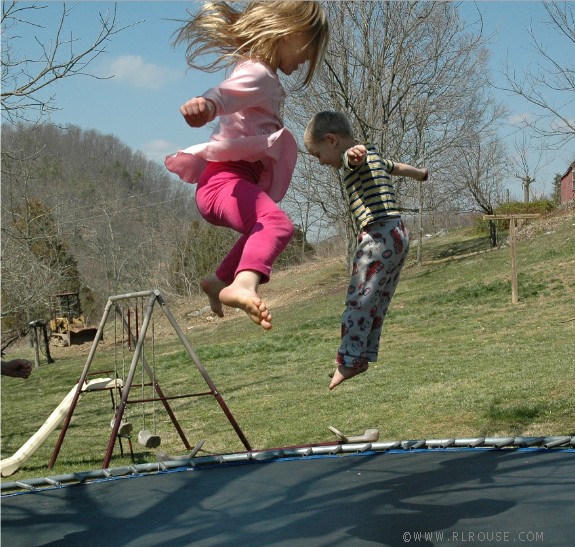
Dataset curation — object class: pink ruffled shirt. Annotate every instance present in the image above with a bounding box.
[165,60,298,203]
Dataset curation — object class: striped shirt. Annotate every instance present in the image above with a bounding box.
[342,144,400,231]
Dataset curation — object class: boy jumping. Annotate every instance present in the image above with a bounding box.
[304,111,428,389]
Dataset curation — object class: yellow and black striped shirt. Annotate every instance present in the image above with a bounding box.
[342,144,400,231]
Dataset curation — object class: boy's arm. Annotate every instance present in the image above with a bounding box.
[391,162,428,182]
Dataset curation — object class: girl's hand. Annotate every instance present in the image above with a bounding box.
[346,144,367,166]
[180,97,215,128]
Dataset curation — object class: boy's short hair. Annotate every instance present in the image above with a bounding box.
[305,111,353,142]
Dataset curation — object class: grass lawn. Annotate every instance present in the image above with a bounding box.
[2,210,574,482]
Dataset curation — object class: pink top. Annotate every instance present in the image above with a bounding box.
[165,60,298,203]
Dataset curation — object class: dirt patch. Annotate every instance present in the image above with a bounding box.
[514,206,575,243]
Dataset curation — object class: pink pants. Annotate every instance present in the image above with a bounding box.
[196,161,294,285]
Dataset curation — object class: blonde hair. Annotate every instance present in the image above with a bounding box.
[173,1,329,86]
[305,111,353,142]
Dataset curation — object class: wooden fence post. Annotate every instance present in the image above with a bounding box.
[482,213,541,304]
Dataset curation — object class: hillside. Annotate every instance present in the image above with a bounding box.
[0,122,198,334]
[1,208,574,480]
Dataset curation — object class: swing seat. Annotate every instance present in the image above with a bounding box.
[110,418,133,436]
[118,422,133,436]
[138,429,161,449]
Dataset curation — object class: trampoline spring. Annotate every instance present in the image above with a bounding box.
[252,450,279,461]
[543,436,572,448]
[73,472,91,483]
[281,448,305,458]
[402,440,426,450]
[14,481,35,491]
[514,436,546,447]
[456,438,486,448]
[221,453,251,464]
[103,466,131,478]
[192,455,224,466]
[339,442,370,453]
[426,439,455,449]
[486,437,515,448]
[311,445,339,456]
[373,441,401,451]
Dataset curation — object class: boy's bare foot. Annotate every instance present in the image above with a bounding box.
[329,363,369,390]
[200,275,227,317]
[219,285,272,330]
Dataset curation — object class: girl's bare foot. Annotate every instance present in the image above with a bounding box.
[200,275,227,317]
[219,285,272,330]
[329,363,369,390]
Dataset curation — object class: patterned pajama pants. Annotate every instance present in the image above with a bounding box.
[337,218,410,369]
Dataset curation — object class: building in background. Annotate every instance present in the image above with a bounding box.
[560,161,575,204]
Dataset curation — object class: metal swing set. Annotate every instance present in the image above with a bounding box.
[48,289,251,470]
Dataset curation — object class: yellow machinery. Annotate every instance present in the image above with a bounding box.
[49,292,98,346]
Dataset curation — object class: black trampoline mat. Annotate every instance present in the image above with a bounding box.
[2,449,574,546]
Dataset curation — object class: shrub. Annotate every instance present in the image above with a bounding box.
[495,200,555,216]
[492,200,556,230]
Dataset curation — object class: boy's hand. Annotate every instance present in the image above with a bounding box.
[180,97,215,128]
[418,168,429,182]
[346,144,367,166]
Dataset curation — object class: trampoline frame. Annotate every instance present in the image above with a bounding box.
[3,435,573,496]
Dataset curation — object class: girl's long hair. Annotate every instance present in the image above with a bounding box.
[173,1,329,87]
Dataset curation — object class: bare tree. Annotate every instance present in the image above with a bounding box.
[1,1,132,331]
[285,1,503,265]
[445,132,507,246]
[503,1,575,148]
[1,196,79,334]
[1,1,131,124]
[506,134,552,202]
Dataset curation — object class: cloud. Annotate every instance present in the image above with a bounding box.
[507,112,536,126]
[104,55,181,90]
[550,117,575,133]
[141,139,177,163]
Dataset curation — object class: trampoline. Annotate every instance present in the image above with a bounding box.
[2,437,574,546]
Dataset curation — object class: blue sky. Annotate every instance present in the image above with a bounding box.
[6,1,574,200]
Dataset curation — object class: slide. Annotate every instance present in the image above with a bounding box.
[1,377,120,478]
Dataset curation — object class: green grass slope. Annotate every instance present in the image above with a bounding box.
[2,210,574,481]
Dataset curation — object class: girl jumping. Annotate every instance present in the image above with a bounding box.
[166,1,329,330]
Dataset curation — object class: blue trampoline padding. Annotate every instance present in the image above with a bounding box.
[1,448,574,546]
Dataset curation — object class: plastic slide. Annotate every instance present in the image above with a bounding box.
[1,377,119,477]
